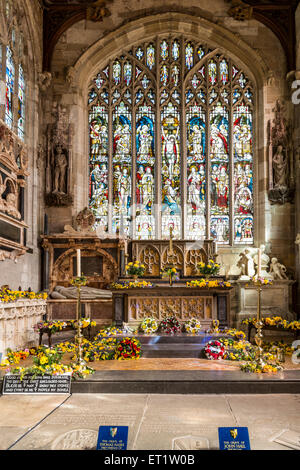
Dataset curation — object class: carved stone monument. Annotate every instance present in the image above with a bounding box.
[268,100,294,204]
[45,103,73,206]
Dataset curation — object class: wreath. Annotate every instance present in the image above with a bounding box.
[160,316,181,335]
[114,337,142,360]
[140,317,159,334]
[204,340,225,360]
[185,318,202,334]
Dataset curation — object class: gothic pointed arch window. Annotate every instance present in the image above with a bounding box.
[2,3,27,141]
[88,37,254,245]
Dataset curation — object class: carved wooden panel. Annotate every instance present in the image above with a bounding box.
[128,295,214,322]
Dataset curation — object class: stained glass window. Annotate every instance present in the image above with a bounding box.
[88,38,254,244]
[17,64,25,140]
[5,46,14,129]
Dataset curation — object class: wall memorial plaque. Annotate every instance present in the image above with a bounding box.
[218,427,251,450]
[96,426,128,450]
[2,374,71,395]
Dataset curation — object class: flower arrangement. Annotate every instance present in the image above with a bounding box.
[161,266,178,281]
[110,280,153,289]
[240,361,282,374]
[242,316,300,331]
[70,275,87,287]
[9,345,76,380]
[34,319,96,335]
[69,319,97,329]
[184,318,202,335]
[186,279,231,288]
[248,276,273,287]
[140,317,159,334]
[160,315,181,335]
[34,321,68,334]
[125,261,145,278]
[114,337,141,360]
[0,287,48,303]
[197,259,220,277]
[204,340,225,360]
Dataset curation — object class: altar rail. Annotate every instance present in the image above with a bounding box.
[0,300,46,357]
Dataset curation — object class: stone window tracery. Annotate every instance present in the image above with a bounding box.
[88,36,254,245]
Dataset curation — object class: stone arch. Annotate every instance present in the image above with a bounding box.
[66,12,272,246]
[51,246,118,292]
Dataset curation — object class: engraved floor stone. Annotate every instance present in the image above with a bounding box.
[172,435,210,450]
[51,429,98,450]
[4,393,300,450]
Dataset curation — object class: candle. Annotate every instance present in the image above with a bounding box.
[77,249,81,277]
[257,248,261,277]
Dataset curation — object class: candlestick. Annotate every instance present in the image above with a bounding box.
[76,249,81,277]
[257,248,261,277]
[169,226,173,255]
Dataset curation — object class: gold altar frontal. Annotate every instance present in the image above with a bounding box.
[112,285,232,329]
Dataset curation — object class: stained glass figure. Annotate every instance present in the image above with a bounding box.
[124,62,132,86]
[186,107,206,240]
[5,46,14,129]
[136,107,156,239]
[185,42,193,70]
[160,65,169,87]
[112,61,121,85]
[233,104,253,244]
[210,103,230,243]
[171,65,179,87]
[160,40,168,60]
[172,40,180,61]
[112,102,132,235]
[89,104,109,229]
[208,60,217,85]
[220,59,228,85]
[17,64,25,140]
[136,47,144,61]
[95,73,104,89]
[146,44,155,70]
[161,103,181,238]
[197,47,205,60]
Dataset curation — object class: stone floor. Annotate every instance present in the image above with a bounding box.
[1,393,300,450]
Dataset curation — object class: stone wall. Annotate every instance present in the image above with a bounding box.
[43,1,295,280]
[0,299,46,357]
[0,0,44,291]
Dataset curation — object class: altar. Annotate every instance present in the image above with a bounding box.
[112,284,232,329]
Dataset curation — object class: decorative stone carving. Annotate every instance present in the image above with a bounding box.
[0,249,25,263]
[38,71,52,92]
[237,248,255,279]
[133,239,216,278]
[227,0,253,21]
[45,104,73,206]
[268,100,294,204]
[0,120,28,259]
[0,300,46,356]
[86,0,111,22]
[269,257,288,280]
[75,207,95,232]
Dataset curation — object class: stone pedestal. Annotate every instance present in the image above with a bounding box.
[0,300,47,357]
[235,280,296,328]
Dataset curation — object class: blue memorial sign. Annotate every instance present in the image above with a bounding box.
[97,426,128,450]
[218,427,251,450]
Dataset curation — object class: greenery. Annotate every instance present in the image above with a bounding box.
[197,259,220,277]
